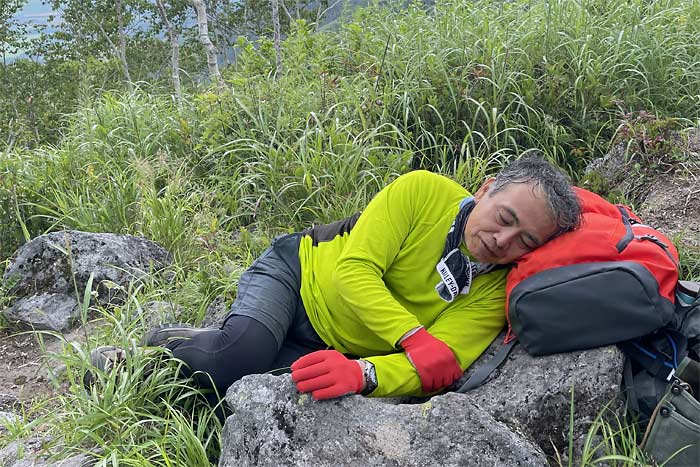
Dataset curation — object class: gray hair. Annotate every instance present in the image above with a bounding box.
[490,155,582,236]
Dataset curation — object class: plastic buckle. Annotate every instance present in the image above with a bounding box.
[666,368,676,382]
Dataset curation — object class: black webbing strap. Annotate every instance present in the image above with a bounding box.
[622,357,640,415]
[455,338,518,393]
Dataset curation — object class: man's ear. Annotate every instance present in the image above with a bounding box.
[473,177,496,201]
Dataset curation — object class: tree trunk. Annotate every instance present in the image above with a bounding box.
[280,0,294,23]
[83,6,132,87]
[115,0,133,89]
[270,0,282,78]
[1,50,19,151]
[155,0,182,107]
[189,0,223,88]
[26,95,38,147]
[25,60,39,148]
[243,1,249,38]
[316,0,337,31]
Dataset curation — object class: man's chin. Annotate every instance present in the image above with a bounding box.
[473,250,498,264]
[475,249,515,265]
[467,236,506,263]
[474,241,499,264]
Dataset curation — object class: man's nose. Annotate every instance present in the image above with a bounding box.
[494,228,518,248]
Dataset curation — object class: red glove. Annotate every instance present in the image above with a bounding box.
[291,350,364,400]
[400,328,462,392]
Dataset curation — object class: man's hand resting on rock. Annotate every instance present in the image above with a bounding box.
[291,350,365,400]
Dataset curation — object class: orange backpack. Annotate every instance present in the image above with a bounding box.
[505,187,679,355]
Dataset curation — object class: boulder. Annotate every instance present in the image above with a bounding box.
[218,337,624,466]
[0,439,90,467]
[462,339,624,463]
[2,230,171,331]
[2,293,78,333]
[220,374,549,467]
[137,300,183,329]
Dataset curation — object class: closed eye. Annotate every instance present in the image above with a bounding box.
[498,213,512,226]
[520,233,540,250]
[519,236,534,250]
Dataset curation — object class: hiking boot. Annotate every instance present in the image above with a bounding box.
[140,323,218,348]
[82,345,128,389]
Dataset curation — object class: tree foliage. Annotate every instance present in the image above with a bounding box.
[0,0,330,147]
[0,0,28,59]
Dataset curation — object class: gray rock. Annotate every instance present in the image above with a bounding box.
[2,294,78,333]
[0,441,22,467]
[461,337,624,463]
[0,439,90,467]
[138,300,183,328]
[0,411,17,422]
[201,295,228,328]
[135,296,227,330]
[217,338,623,467]
[220,374,548,467]
[583,140,637,187]
[0,411,18,433]
[2,230,171,331]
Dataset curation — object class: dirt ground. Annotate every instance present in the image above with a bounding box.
[596,128,700,250]
[0,330,51,412]
[637,166,700,250]
[0,326,86,415]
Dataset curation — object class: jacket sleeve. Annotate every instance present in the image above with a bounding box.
[332,171,429,347]
[364,271,507,397]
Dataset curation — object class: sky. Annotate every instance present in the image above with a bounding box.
[8,0,57,61]
[15,0,54,25]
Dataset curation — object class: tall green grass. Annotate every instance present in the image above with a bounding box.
[1,0,699,464]
[4,0,699,260]
[679,244,700,281]
[214,0,700,172]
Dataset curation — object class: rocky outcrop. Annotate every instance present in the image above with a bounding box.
[220,374,549,467]
[200,295,228,328]
[219,342,624,467]
[0,438,89,467]
[2,230,171,331]
[585,124,700,249]
[463,339,624,462]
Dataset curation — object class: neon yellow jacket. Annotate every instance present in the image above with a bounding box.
[298,170,507,397]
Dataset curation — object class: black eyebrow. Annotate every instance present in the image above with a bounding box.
[504,206,541,246]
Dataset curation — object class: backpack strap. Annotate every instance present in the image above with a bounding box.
[618,329,688,381]
[676,356,700,394]
[622,357,640,415]
[455,338,517,393]
[623,209,680,271]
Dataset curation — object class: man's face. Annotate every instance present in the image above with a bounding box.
[464,179,558,264]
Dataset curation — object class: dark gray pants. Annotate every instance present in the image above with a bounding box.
[167,233,327,392]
